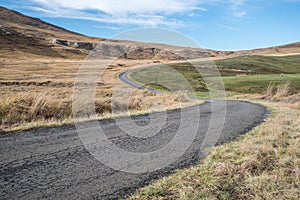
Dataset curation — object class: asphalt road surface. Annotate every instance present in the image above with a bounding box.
[0,101,267,200]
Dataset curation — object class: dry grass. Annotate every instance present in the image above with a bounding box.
[0,90,203,132]
[265,82,293,101]
[128,100,300,200]
[0,58,204,132]
[231,82,299,108]
[0,93,72,127]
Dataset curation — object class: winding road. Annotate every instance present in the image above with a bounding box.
[0,67,268,200]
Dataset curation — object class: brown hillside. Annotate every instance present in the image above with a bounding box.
[0,6,299,60]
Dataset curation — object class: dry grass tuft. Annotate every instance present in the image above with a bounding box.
[128,100,300,200]
[174,91,192,103]
[264,82,293,101]
[0,93,72,129]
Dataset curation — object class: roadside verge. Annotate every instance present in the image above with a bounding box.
[128,100,300,200]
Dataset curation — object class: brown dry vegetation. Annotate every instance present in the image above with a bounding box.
[0,58,203,132]
[231,82,300,109]
[264,82,293,101]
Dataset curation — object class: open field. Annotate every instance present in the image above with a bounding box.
[1,54,299,132]
[0,58,203,132]
[215,55,300,75]
[128,100,300,200]
[129,55,300,97]
[219,74,300,94]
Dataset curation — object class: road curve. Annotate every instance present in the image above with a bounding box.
[0,68,268,200]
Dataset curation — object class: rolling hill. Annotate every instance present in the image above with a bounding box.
[1,6,299,61]
[0,6,211,60]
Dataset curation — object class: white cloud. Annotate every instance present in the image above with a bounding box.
[230,0,246,10]
[188,13,196,17]
[29,0,206,27]
[25,0,251,26]
[28,5,180,27]
[32,0,202,16]
[229,0,247,18]
[218,24,240,31]
[233,11,247,18]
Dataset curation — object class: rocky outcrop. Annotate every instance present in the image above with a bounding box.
[48,37,213,60]
[54,39,70,46]
[51,39,95,50]
[76,42,95,50]
[173,49,211,59]
[91,44,212,60]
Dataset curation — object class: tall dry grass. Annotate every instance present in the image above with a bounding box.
[0,93,72,128]
[0,89,201,132]
[264,81,293,101]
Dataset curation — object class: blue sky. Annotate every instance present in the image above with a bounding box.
[1,0,299,50]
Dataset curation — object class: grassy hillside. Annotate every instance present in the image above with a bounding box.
[215,55,300,75]
[129,55,300,96]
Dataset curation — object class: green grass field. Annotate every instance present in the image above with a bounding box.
[215,55,300,75]
[129,55,300,97]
